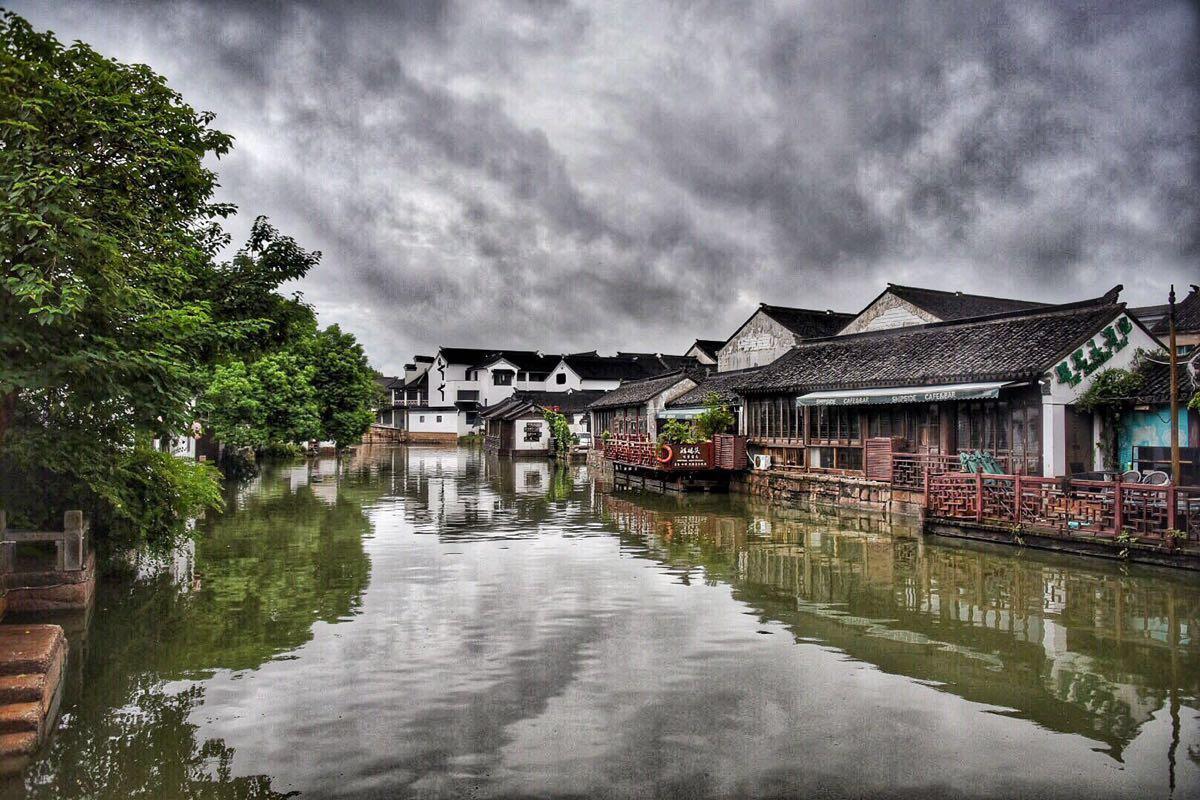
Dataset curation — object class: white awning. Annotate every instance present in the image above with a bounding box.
[659,407,704,419]
[796,381,1014,407]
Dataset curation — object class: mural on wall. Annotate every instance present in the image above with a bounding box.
[1117,409,1190,468]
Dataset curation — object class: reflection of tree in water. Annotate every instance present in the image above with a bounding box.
[22,680,291,800]
[15,462,376,798]
[599,492,1200,761]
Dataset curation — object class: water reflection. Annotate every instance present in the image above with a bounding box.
[9,445,1199,799]
[602,491,1199,763]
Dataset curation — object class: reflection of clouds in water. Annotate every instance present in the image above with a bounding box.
[27,446,1200,799]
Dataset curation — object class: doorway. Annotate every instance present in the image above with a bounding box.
[1065,407,1094,475]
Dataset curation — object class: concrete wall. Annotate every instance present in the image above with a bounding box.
[513,417,551,453]
[731,470,927,518]
[717,311,798,372]
[408,408,459,436]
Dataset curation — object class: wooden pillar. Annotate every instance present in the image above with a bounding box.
[1014,473,1022,525]
[975,471,984,522]
[1113,479,1123,535]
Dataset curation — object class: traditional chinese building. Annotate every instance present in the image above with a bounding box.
[587,371,699,441]
[482,390,606,456]
[716,305,855,372]
[735,286,1164,479]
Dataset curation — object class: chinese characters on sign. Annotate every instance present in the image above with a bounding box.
[1053,316,1133,388]
[672,443,710,468]
[524,422,542,442]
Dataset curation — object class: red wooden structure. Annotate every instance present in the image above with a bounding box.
[925,472,1200,544]
[601,419,746,472]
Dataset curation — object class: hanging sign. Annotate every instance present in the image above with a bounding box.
[1053,316,1133,388]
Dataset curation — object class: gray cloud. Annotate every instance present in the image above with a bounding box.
[10,0,1198,372]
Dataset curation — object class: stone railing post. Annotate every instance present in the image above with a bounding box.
[61,510,85,571]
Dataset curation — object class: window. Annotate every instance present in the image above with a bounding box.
[518,371,527,381]
[493,371,513,386]
[556,373,566,385]
[436,415,443,423]
[419,415,426,423]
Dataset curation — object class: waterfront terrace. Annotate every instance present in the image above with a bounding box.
[735,286,1164,479]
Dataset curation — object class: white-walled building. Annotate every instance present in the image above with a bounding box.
[716,305,855,372]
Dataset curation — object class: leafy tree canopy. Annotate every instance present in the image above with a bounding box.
[0,13,371,547]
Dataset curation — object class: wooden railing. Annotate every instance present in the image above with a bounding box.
[926,473,1200,543]
[0,510,89,572]
[891,452,1013,490]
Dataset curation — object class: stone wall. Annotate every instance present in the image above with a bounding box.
[731,469,926,518]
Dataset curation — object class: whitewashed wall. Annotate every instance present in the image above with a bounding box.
[838,292,939,335]
[717,312,798,372]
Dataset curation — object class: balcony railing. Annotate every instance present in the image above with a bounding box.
[926,472,1200,544]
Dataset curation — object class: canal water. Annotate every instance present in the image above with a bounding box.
[8,446,1199,799]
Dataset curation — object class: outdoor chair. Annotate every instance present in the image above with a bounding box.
[1141,471,1170,485]
[1121,470,1142,483]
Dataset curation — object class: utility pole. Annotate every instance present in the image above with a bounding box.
[1169,285,1180,485]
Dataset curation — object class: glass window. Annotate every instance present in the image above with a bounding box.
[436,415,442,422]
[556,373,566,385]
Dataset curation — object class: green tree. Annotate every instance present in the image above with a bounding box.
[308,324,379,449]
[0,13,324,545]
[694,392,735,440]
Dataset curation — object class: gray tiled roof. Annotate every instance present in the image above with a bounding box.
[885,284,1048,321]
[1153,285,1200,334]
[667,368,761,407]
[738,292,1128,395]
[758,305,856,338]
[587,371,694,410]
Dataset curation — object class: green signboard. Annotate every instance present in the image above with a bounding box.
[1053,316,1133,388]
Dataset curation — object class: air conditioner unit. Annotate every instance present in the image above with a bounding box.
[751,453,772,470]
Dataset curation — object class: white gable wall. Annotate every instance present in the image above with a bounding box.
[717,312,798,372]
[839,292,940,335]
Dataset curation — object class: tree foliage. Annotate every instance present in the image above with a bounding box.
[1076,368,1145,470]
[309,324,380,449]
[694,392,736,440]
[543,409,574,455]
[0,13,373,547]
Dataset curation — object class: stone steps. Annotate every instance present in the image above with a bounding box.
[0,625,67,776]
[0,674,46,706]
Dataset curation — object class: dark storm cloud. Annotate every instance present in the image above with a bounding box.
[9,0,1198,371]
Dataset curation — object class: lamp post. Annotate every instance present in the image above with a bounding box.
[1169,285,1180,485]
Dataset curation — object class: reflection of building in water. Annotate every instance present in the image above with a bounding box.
[133,538,197,590]
[601,492,1199,759]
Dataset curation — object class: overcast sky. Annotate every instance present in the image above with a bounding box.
[12,1,1199,373]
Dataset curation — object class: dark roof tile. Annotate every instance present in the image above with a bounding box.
[667,367,762,407]
[738,295,1132,394]
[587,371,695,410]
[885,284,1048,321]
[1153,285,1200,334]
[758,305,856,338]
